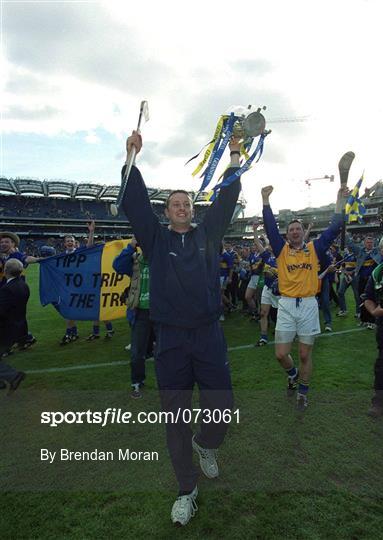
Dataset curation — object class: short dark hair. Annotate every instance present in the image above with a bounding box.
[166,190,193,209]
[286,219,303,233]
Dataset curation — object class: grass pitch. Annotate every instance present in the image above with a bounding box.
[1,265,382,539]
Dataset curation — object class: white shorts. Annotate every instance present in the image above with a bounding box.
[275,296,320,345]
[247,275,260,290]
[261,286,280,309]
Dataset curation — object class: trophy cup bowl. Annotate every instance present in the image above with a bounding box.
[230,106,266,140]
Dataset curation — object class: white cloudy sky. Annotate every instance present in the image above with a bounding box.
[1,0,382,216]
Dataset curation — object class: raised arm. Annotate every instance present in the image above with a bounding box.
[86,220,95,248]
[261,185,285,258]
[314,187,348,257]
[202,137,242,248]
[303,222,313,243]
[252,223,266,254]
[120,131,160,258]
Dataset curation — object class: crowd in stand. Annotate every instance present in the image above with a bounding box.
[0,194,209,223]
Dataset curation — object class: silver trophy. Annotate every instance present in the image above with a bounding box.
[229,105,269,142]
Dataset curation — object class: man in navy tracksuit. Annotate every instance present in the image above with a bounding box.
[121,130,241,526]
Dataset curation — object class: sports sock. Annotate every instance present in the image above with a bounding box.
[298,380,309,394]
[105,322,113,332]
[178,489,195,496]
[286,366,298,379]
[260,334,268,341]
[93,325,100,336]
[70,326,78,336]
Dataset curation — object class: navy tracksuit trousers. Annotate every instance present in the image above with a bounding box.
[154,320,233,492]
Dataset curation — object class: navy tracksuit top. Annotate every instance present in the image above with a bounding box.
[121,165,241,328]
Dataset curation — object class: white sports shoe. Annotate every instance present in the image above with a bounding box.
[192,435,219,478]
[171,486,198,526]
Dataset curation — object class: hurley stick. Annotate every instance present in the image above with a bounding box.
[338,151,355,250]
[110,101,149,217]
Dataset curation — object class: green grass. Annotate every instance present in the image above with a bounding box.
[1,265,382,539]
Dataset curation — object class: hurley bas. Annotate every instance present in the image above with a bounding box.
[41,448,159,463]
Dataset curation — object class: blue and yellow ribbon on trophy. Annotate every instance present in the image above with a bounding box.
[187,105,271,202]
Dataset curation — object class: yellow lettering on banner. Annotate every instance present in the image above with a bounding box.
[191,116,225,177]
[99,239,131,321]
[240,142,250,162]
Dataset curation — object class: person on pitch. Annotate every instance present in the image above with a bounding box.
[363,238,383,418]
[121,130,241,526]
[252,225,279,347]
[347,234,381,329]
[261,184,348,411]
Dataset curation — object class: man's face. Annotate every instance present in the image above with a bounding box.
[287,222,304,245]
[64,236,75,250]
[0,237,15,254]
[165,193,193,228]
[364,237,374,250]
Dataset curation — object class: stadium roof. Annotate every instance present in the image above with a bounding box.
[45,180,75,197]
[0,177,16,194]
[0,176,222,204]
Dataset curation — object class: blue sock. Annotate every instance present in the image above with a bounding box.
[93,325,100,335]
[298,382,309,395]
[286,367,298,378]
[105,322,113,332]
[71,326,78,336]
[261,334,268,341]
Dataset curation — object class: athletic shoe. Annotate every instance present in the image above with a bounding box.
[86,334,100,341]
[60,334,71,346]
[19,336,37,350]
[192,435,219,478]
[336,310,348,317]
[296,393,308,412]
[367,323,376,330]
[324,325,332,332]
[105,330,115,339]
[125,344,131,351]
[7,372,26,395]
[367,403,383,418]
[70,334,79,342]
[219,314,225,322]
[256,338,268,347]
[130,383,142,399]
[171,486,198,526]
[287,370,299,397]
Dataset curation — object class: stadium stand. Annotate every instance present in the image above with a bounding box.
[0,176,244,253]
[1,175,382,255]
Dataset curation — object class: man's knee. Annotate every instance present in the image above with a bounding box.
[275,349,289,363]
[299,349,312,363]
[245,289,254,301]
